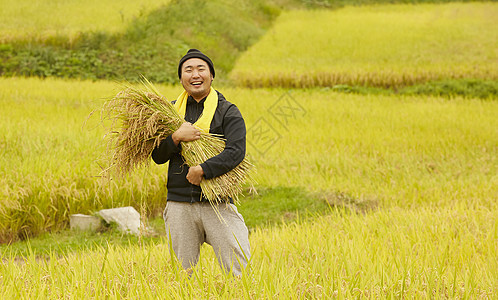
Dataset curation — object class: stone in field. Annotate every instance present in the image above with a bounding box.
[70,214,102,231]
[98,206,142,235]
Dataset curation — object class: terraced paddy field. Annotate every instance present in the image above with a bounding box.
[1,76,496,238]
[0,0,170,41]
[231,2,498,88]
[1,1,497,298]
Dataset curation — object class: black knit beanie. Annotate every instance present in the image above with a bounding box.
[178,49,215,79]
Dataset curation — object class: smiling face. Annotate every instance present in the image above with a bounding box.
[180,58,214,102]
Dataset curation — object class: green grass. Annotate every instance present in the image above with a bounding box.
[398,79,498,99]
[238,187,333,229]
[328,79,498,99]
[0,223,162,258]
[231,2,498,88]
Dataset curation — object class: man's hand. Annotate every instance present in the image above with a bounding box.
[186,165,204,186]
[172,122,201,145]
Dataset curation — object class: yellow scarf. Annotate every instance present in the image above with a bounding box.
[174,87,218,133]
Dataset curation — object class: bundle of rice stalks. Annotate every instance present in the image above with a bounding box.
[102,78,253,204]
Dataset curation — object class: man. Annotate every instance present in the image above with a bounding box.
[151,49,250,276]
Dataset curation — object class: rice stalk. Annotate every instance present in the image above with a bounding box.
[101,78,253,204]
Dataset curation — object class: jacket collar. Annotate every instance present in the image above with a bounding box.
[187,95,207,104]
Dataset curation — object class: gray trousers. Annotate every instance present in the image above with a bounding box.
[163,201,251,276]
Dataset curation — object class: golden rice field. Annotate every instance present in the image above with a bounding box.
[231,2,498,88]
[1,67,497,298]
[0,78,170,242]
[1,204,497,297]
[1,76,496,240]
[0,0,170,41]
[1,1,498,298]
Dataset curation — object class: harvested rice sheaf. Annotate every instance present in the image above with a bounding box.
[102,78,253,204]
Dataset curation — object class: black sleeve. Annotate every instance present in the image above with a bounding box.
[151,134,182,164]
[200,105,246,179]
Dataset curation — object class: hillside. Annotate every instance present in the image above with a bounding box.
[0,0,284,83]
[0,0,490,87]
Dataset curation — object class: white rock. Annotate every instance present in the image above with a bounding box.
[70,214,102,231]
[98,206,142,235]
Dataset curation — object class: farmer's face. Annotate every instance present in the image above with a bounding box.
[180,58,213,102]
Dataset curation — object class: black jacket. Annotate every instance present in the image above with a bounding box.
[151,91,246,203]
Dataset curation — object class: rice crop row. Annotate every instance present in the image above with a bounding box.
[1,77,497,242]
[1,205,496,298]
[231,87,498,210]
[230,2,498,88]
[0,78,178,242]
[0,0,170,42]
